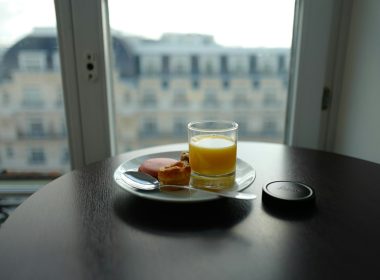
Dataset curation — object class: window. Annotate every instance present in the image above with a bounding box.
[233,94,250,107]
[253,79,261,89]
[140,90,157,108]
[203,92,220,108]
[28,119,45,138]
[140,119,158,137]
[2,92,10,105]
[262,119,279,138]
[229,55,249,74]
[141,56,161,75]
[22,87,44,108]
[18,51,47,72]
[171,56,190,75]
[61,147,69,164]
[52,51,61,71]
[200,56,219,75]
[172,90,188,107]
[0,1,70,186]
[28,148,46,165]
[161,80,169,90]
[56,90,64,107]
[108,0,296,153]
[192,79,199,89]
[1,0,339,172]
[162,56,170,75]
[6,146,13,158]
[173,118,187,137]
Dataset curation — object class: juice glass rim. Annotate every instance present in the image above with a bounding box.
[188,120,238,133]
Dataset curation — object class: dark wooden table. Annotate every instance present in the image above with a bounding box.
[0,142,379,280]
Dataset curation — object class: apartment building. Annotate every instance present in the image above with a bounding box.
[0,29,290,174]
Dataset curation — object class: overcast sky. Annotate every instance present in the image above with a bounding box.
[0,0,295,48]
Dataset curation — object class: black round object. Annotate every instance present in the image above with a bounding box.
[262,181,315,208]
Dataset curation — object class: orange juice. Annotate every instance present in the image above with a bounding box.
[189,135,237,176]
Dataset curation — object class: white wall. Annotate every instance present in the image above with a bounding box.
[333,0,380,164]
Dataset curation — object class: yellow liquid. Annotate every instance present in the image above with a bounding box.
[189,135,237,176]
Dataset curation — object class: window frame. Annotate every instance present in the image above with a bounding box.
[54,0,115,169]
[285,0,353,150]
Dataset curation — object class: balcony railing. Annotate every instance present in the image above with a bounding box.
[17,130,67,140]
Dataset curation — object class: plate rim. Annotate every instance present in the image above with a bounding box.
[114,150,256,203]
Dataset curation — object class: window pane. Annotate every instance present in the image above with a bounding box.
[0,1,70,184]
[108,0,295,152]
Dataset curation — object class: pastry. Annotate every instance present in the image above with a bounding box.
[138,158,178,179]
[158,160,191,186]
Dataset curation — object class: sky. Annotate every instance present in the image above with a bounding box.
[0,0,295,48]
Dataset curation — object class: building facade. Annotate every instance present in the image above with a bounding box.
[0,29,290,174]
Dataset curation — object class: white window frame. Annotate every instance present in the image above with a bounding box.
[53,0,352,169]
[54,0,115,169]
[285,0,353,150]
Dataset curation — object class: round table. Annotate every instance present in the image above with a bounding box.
[0,142,379,280]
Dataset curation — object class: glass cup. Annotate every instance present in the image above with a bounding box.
[188,120,238,190]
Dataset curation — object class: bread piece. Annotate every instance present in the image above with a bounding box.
[158,160,191,186]
[138,158,178,179]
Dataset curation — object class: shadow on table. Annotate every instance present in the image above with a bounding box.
[114,193,252,233]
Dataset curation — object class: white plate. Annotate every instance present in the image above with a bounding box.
[114,151,256,203]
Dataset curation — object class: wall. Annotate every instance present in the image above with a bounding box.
[333,0,380,164]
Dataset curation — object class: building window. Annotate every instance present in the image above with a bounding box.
[283,77,289,88]
[141,119,158,136]
[263,90,278,106]
[229,55,249,74]
[205,62,214,75]
[29,119,45,138]
[134,55,140,75]
[22,87,44,108]
[236,120,248,136]
[61,147,70,164]
[28,148,46,165]
[233,94,249,107]
[203,92,219,108]
[249,55,257,74]
[2,92,10,105]
[258,55,277,74]
[6,146,14,158]
[191,56,199,75]
[278,54,286,73]
[18,51,47,72]
[172,90,188,107]
[173,119,187,137]
[142,56,160,75]
[56,91,64,107]
[261,119,278,137]
[162,55,169,75]
[124,90,132,104]
[140,91,157,107]
[192,79,199,89]
[171,55,189,75]
[221,55,228,74]
[253,79,261,89]
[161,79,169,90]
[223,79,230,89]
[52,51,60,71]
[201,56,219,75]
[61,120,67,137]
